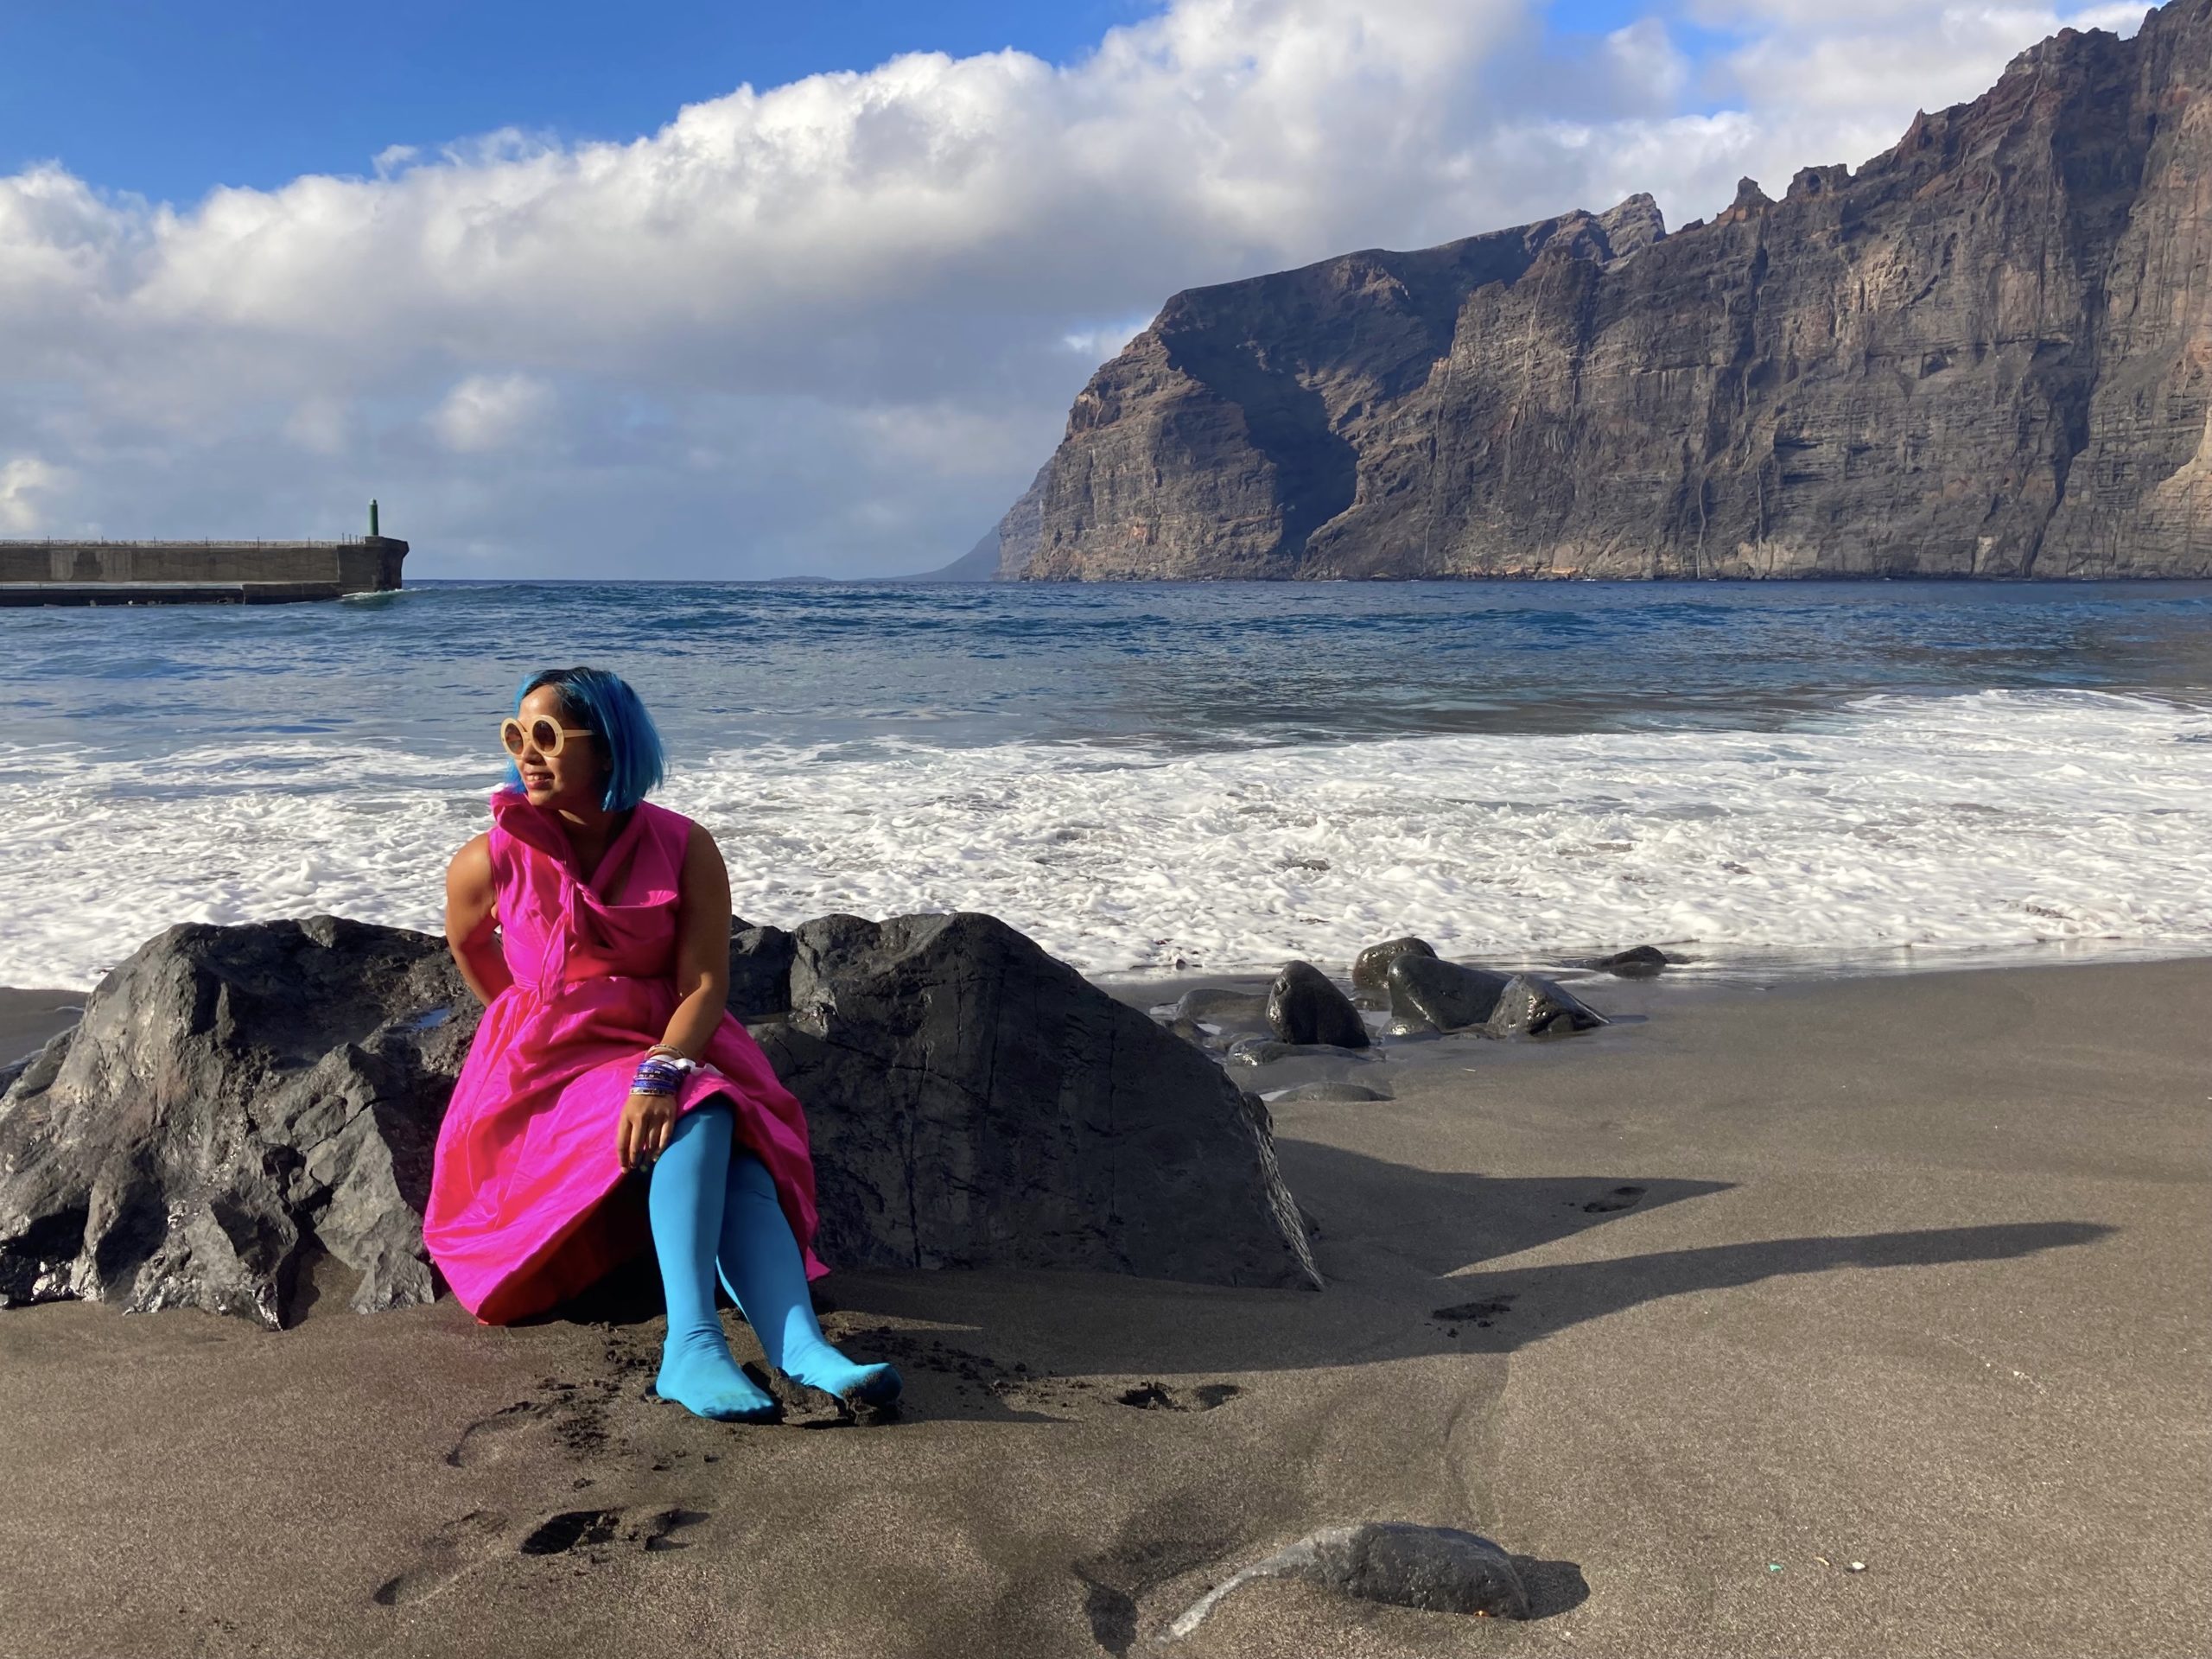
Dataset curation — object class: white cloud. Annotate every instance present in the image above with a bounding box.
[428,373,556,453]
[0,457,68,534]
[0,0,2158,575]
[1059,315,1156,359]
[1603,18,1693,109]
[1704,3,2145,122]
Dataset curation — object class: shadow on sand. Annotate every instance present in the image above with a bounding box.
[1262,1140,2115,1362]
[543,1141,2112,1375]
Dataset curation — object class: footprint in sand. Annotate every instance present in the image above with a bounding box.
[518,1509,623,1556]
[637,1507,714,1553]
[1582,1184,1646,1214]
[1116,1382,1244,1413]
[445,1401,553,1468]
[1431,1294,1516,1329]
[372,1510,508,1606]
[516,1506,715,1557]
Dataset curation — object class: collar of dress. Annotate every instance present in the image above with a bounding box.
[489,787,648,897]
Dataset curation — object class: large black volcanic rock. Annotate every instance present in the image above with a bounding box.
[0,910,1319,1327]
[1009,1,2212,581]
[743,912,1319,1287]
[0,918,478,1327]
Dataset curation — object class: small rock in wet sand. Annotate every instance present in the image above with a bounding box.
[1488,974,1608,1038]
[1266,961,1370,1049]
[1351,937,1437,1005]
[1268,1081,1393,1103]
[1225,1038,1381,1068]
[1384,959,1609,1039]
[1385,957,1513,1035]
[1588,944,1672,978]
[1170,1522,1530,1638]
[1166,987,1270,1027]
[1161,1016,1213,1050]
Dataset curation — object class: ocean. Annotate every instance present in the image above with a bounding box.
[2,578,2209,991]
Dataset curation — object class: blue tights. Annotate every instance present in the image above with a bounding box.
[647,1103,901,1422]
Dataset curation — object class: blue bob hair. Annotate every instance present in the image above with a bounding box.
[509,665,666,812]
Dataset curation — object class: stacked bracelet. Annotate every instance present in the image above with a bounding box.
[631,1050,696,1097]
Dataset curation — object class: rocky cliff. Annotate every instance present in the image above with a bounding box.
[1006,0,2212,581]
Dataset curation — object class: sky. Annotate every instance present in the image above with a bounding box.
[0,0,2151,578]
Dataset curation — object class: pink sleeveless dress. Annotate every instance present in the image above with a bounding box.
[424,789,825,1324]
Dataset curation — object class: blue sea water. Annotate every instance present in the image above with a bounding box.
[2,579,2209,988]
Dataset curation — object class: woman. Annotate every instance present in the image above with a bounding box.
[425,665,899,1423]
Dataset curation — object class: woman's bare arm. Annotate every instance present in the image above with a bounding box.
[444,833,513,1006]
[658,822,734,1060]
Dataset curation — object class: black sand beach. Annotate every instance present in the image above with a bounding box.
[1,958,2207,1657]
[0,988,82,1075]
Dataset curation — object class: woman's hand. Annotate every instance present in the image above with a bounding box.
[617,1090,680,1171]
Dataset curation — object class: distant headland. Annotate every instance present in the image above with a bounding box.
[0,503,407,607]
[963,0,2212,582]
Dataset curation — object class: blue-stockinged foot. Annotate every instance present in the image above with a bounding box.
[653,1328,782,1424]
[792,1354,902,1414]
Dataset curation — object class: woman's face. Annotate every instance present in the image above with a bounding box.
[512,684,604,814]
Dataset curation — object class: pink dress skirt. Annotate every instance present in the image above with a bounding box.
[423,790,824,1324]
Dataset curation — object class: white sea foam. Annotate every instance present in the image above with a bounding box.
[2,690,2208,989]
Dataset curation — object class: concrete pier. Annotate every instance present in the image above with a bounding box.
[0,537,408,606]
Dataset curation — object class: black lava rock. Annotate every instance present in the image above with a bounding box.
[1488,974,1609,1038]
[1351,937,1437,1005]
[1266,961,1370,1048]
[1270,1081,1393,1103]
[0,910,1323,1329]
[1224,1038,1380,1068]
[726,920,797,1017]
[1588,944,1671,978]
[1167,986,1269,1026]
[0,917,478,1326]
[1161,1015,1213,1050]
[746,912,1320,1289]
[1384,956,1513,1034]
[1171,1523,1530,1637]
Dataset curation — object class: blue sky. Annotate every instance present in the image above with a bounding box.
[0,0,2137,575]
[0,3,1137,200]
[3,0,1718,205]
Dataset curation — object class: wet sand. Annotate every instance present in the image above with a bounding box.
[0,987,84,1072]
[0,958,2206,1658]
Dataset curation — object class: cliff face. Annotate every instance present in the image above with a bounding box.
[1015,0,2212,580]
[978,463,1049,580]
